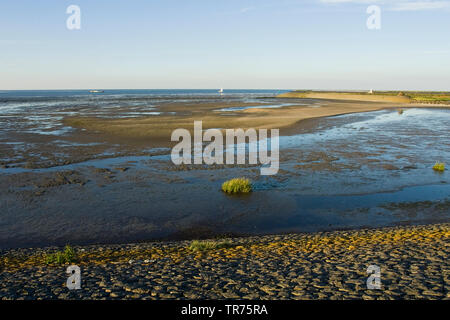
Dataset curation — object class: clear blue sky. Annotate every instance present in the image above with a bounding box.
[1,0,449,90]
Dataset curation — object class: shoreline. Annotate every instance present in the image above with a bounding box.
[1,222,448,299]
[1,220,448,255]
[277,91,450,105]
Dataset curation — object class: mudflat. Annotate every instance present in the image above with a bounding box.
[62,99,399,144]
[1,95,450,249]
[3,97,447,170]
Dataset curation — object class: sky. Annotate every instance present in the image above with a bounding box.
[0,0,449,90]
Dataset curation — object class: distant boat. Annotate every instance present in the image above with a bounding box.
[219,88,224,94]
[89,90,104,93]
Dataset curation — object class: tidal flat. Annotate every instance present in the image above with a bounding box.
[0,91,449,249]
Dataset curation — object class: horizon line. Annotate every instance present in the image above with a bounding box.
[1,88,449,92]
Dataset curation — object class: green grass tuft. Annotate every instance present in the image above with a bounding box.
[433,162,445,172]
[45,245,77,265]
[221,178,252,194]
[188,240,233,252]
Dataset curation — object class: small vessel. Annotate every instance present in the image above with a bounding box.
[218,88,224,94]
[89,90,104,93]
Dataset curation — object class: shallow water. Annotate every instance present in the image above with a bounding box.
[0,89,285,139]
[282,108,450,147]
[278,108,450,194]
[215,102,304,111]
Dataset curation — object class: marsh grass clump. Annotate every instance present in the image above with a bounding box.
[433,162,445,172]
[188,240,233,252]
[45,245,77,265]
[221,178,252,194]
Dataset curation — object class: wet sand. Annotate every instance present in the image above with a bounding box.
[62,99,398,143]
[2,97,447,170]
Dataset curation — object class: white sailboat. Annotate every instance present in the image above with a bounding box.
[218,88,224,94]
